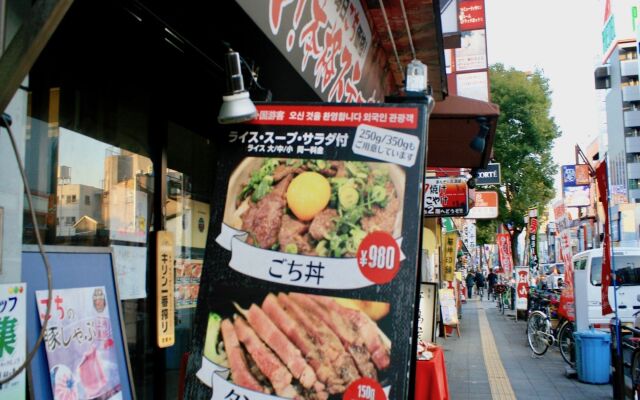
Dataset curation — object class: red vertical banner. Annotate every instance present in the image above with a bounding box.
[496,233,513,276]
[596,161,613,315]
[553,200,575,321]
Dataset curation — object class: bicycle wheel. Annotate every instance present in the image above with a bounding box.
[557,321,575,366]
[527,311,551,355]
[631,350,640,398]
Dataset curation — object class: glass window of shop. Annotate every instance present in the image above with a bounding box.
[16,1,218,398]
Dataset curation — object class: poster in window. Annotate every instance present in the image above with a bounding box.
[35,287,121,400]
[0,283,26,399]
[184,103,428,399]
[175,258,203,309]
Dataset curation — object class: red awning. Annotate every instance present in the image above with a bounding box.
[427,95,500,169]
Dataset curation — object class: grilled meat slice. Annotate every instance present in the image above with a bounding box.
[261,294,343,393]
[291,294,377,379]
[308,208,338,241]
[278,215,314,255]
[220,319,266,393]
[361,182,400,234]
[278,293,360,388]
[245,304,321,391]
[233,316,299,398]
[310,295,391,370]
[242,175,292,249]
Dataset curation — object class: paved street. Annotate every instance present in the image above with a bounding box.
[441,297,612,400]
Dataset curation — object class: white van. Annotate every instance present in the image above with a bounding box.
[572,247,640,329]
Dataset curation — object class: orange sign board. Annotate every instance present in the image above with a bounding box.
[465,191,498,219]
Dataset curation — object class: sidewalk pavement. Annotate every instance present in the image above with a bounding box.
[440,296,612,400]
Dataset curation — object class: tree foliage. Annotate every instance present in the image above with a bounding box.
[477,64,559,256]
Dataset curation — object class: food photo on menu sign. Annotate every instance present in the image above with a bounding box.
[184,103,428,400]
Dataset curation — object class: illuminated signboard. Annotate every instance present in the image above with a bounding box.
[424,177,469,217]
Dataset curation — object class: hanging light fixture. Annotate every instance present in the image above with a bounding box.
[469,117,490,153]
[217,49,257,124]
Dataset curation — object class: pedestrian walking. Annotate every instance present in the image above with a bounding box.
[475,269,485,300]
[465,270,475,299]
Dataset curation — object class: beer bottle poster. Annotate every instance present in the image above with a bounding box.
[185,103,428,399]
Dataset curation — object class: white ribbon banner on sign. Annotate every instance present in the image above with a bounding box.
[216,224,405,290]
[210,370,288,400]
[204,367,393,399]
[196,357,230,389]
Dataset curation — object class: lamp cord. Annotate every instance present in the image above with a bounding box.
[399,0,416,60]
[378,0,405,82]
[0,113,53,386]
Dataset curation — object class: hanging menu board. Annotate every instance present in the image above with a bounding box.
[184,103,428,400]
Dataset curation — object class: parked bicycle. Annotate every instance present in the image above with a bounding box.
[494,283,510,315]
[526,288,575,366]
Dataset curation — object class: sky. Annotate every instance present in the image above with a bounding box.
[484,0,604,200]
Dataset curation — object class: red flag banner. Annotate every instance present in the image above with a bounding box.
[596,161,613,315]
[553,200,575,321]
[497,233,513,276]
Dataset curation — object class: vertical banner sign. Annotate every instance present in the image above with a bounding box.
[184,103,428,400]
[496,233,513,275]
[0,283,26,399]
[443,233,458,282]
[156,231,175,348]
[515,267,529,310]
[417,283,437,344]
[596,162,614,315]
[528,209,539,273]
[553,200,575,321]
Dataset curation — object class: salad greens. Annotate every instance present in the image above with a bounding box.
[240,159,279,202]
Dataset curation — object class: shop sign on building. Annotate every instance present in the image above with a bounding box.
[0,283,26,399]
[475,162,501,185]
[456,71,489,101]
[455,29,487,71]
[466,191,497,219]
[186,103,428,399]
[156,231,175,348]
[424,177,469,217]
[562,164,591,207]
[458,0,486,30]
[601,0,639,61]
[562,164,590,186]
[236,0,383,102]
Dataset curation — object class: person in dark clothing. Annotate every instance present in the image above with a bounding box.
[465,271,476,299]
[475,270,486,300]
[487,269,498,300]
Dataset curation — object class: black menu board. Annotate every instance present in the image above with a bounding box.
[184,103,428,400]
